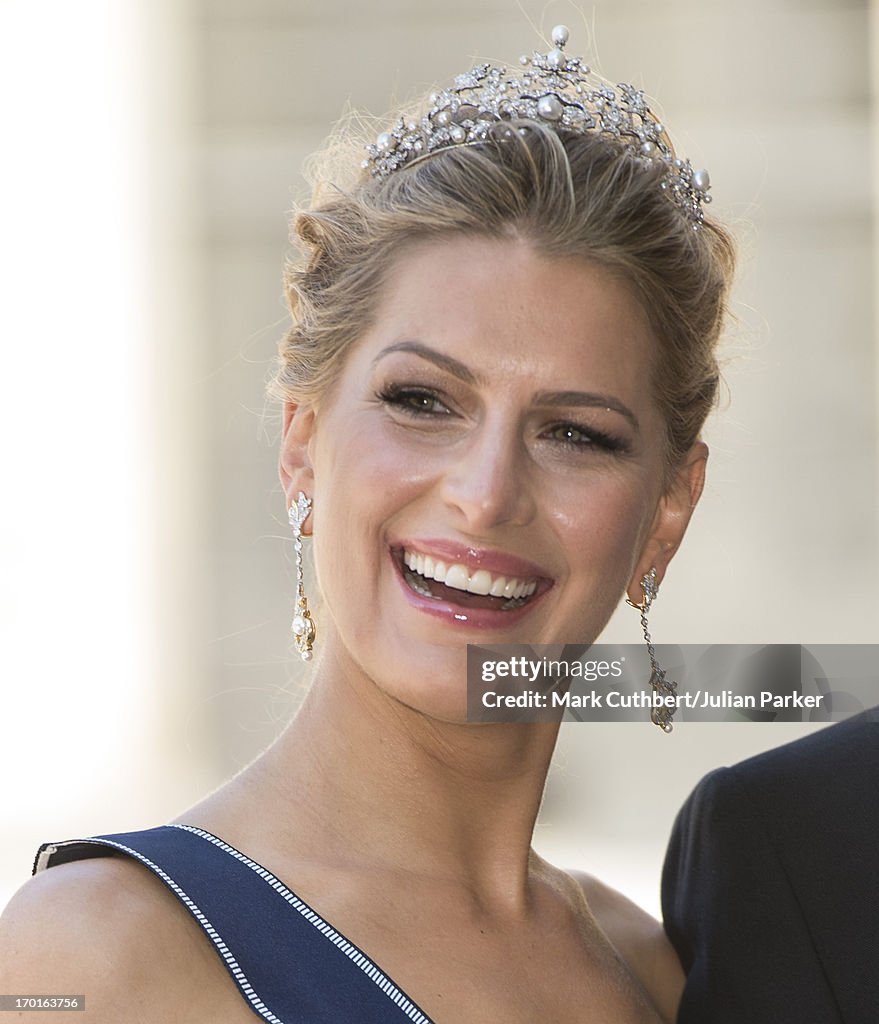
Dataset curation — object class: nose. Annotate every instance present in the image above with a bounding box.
[438,416,537,532]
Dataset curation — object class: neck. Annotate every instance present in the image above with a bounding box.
[252,638,561,904]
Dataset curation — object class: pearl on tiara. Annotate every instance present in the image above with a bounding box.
[365,26,712,226]
[551,24,570,47]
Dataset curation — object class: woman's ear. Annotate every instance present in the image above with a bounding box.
[279,401,317,518]
[626,442,708,605]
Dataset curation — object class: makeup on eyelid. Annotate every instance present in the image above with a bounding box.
[374,381,635,456]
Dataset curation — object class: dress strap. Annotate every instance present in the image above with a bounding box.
[35,825,434,1024]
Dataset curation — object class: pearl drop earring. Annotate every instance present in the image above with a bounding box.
[288,492,316,662]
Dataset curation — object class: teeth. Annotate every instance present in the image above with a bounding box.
[468,570,492,596]
[402,548,539,601]
[404,566,435,598]
[444,564,470,591]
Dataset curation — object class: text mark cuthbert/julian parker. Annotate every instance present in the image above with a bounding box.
[466,644,877,723]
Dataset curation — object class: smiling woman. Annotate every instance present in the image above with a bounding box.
[285,236,696,725]
[0,26,734,1024]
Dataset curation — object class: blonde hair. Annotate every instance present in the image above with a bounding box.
[271,117,735,471]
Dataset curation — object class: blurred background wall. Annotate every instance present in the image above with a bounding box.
[2,0,877,915]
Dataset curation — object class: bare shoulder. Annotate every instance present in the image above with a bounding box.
[0,856,243,1023]
[569,869,684,1024]
[1,855,154,957]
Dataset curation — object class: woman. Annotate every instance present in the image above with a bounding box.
[0,26,733,1023]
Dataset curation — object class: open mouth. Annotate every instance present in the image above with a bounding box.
[397,547,543,612]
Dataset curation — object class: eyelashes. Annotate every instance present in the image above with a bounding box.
[542,422,631,455]
[377,384,450,417]
[377,384,632,456]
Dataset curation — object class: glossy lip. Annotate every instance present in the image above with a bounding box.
[389,541,554,630]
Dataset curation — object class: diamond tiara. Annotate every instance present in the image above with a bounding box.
[364,25,712,226]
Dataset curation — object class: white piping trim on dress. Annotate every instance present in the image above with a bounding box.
[60,837,287,1024]
[170,824,434,1024]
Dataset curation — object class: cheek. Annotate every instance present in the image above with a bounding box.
[545,492,654,643]
[551,476,657,590]
[317,419,438,516]
[308,416,437,607]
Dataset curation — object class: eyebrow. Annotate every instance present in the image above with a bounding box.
[372,340,483,386]
[532,390,640,431]
[373,340,639,431]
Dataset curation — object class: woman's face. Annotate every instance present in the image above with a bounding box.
[282,235,704,720]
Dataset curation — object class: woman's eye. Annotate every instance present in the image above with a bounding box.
[379,386,451,416]
[550,424,591,445]
[544,422,627,454]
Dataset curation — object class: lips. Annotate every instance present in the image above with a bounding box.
[391,541,552,617]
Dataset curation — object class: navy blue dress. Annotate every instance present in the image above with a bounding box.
[34,824,435,1024]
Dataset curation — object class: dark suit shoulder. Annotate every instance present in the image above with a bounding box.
[724,709,879,785]
[663,712,879,1024]
[720,712,879,832]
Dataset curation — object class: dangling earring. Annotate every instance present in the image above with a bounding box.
[288,491,316,662]
[627,568,677,733]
